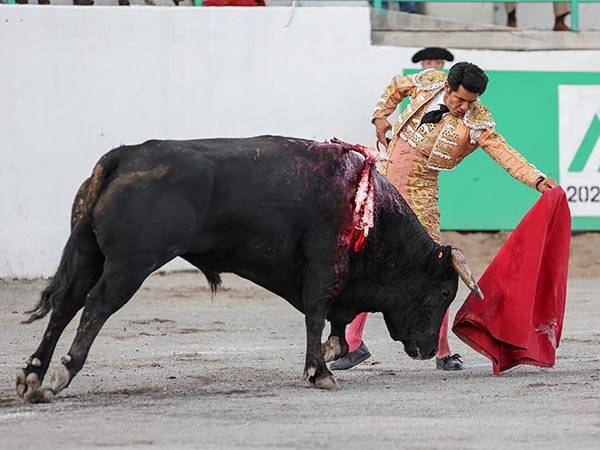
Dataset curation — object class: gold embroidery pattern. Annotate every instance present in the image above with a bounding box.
[407,159,441,243]
[427,116,460,171]
[396,86,444,137]
[386,136,442,242]
[372,74,417,119]
[372,83,399,116]
[412,69,447,92]
[463,100,496,130]
[399,112,436,149]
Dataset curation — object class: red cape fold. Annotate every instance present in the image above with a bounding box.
[452,187,571,375]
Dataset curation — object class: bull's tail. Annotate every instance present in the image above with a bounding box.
[23,152,119,324]
[23,220,90,323]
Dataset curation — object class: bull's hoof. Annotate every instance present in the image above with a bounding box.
[303,367,337,390]
[322,336,342,363]
[49,364,71,395]
[302,367,316,380]
[25,387,54,404]
[313,373,337,390]
[16,369,28,398]
[16,369,41,399]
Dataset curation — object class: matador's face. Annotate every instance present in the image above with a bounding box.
[443,82,479,118]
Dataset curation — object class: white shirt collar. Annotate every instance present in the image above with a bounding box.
[425,91,448,113]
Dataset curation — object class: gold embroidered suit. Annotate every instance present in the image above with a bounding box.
[372,69,544,242]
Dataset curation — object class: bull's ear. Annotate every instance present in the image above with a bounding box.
[450,249,484,300]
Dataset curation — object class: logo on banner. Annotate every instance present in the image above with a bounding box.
[568,110,600,172]
[559,86,600,217]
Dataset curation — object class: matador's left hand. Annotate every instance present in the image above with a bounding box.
[537,177,559,192]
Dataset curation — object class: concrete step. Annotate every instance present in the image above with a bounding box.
[371,10,600,50]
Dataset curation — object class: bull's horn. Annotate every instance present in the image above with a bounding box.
[451,249,484,300]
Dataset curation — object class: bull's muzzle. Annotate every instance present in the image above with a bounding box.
[403,343,436,360]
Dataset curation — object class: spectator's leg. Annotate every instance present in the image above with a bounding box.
[553,3,571,31]
[399,2,416,14]
[369,1,389,10]
[505,3,517,28]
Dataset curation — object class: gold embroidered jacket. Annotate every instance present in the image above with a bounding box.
[372,69,544,188]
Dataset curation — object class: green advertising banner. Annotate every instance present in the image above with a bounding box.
[402,70,600,231]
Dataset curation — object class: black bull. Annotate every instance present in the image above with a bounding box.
[17,135,482,402]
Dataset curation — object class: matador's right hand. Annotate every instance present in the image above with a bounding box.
[373,118,392,147]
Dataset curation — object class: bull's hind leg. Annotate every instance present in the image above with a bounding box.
[17,250,103,402]
[40,262,153,401]
[18,298,87,403]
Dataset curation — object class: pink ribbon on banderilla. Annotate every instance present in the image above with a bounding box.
[329,138,390,252]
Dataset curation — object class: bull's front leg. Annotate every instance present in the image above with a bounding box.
[303,311,337,390]
[300,238,349,389]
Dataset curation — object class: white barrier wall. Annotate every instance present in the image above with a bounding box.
[1,5,599,278]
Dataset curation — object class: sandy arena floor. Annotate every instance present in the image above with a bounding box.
[1,232,599,449]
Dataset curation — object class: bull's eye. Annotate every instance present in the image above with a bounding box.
[442,289,450,297]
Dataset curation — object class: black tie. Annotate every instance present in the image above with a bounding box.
[420,104,449,126]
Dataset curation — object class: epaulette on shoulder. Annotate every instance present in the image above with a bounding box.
[412,68,446,92]
[463,100,496,130]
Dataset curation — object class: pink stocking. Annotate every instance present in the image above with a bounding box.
[436,309,451,358]
[346,312,368,352]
